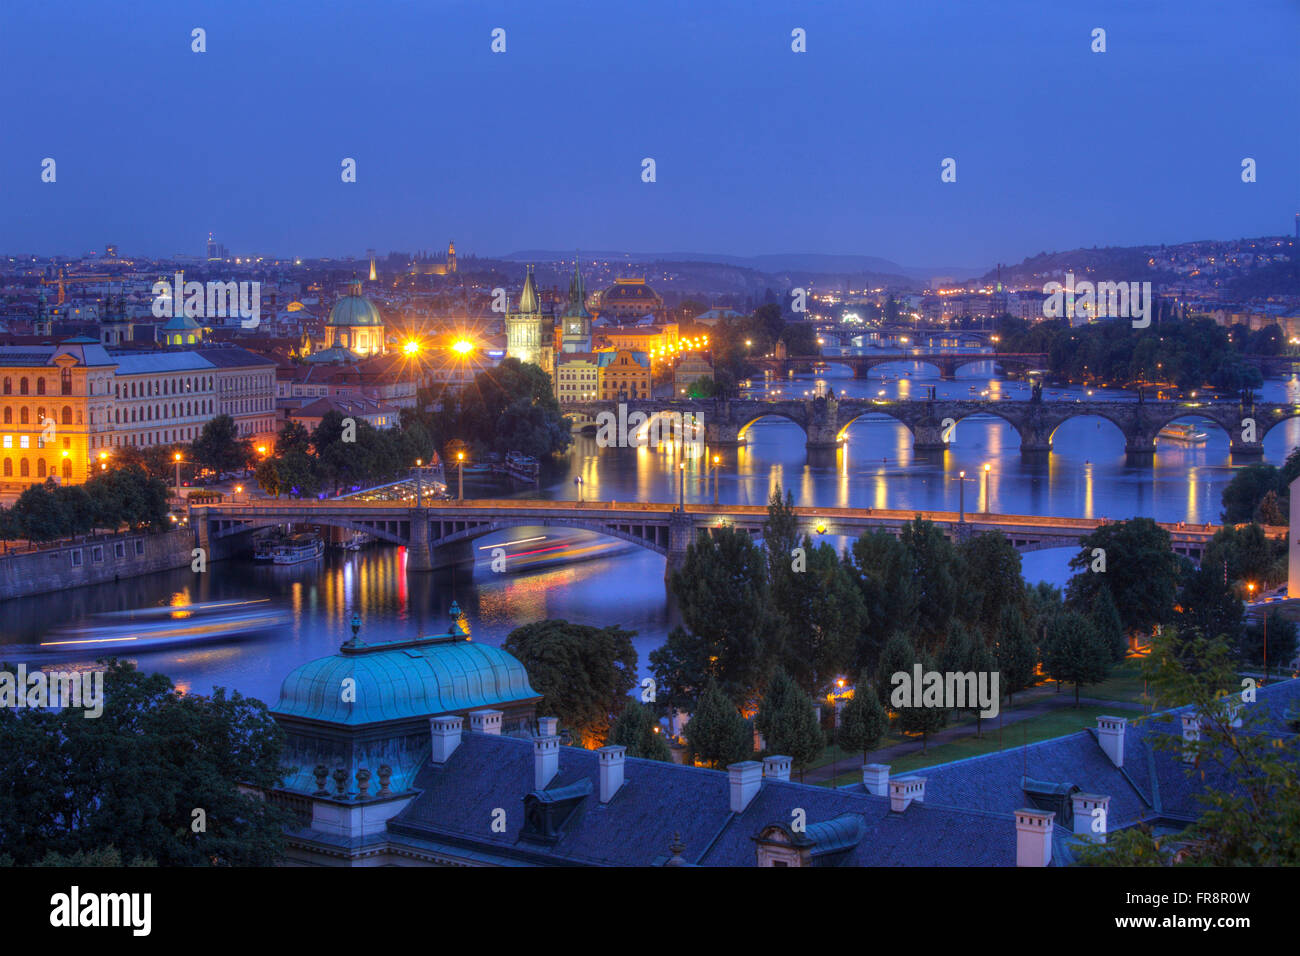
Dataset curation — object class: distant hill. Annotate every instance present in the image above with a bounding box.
[500,250,980,281]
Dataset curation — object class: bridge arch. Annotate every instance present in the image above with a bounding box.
[429,517,669,556]
[1148,412,1231,449]
[209,514,410,546]
[736,411,808,440]
[1046,411,1130,447]
[834,408,915,443]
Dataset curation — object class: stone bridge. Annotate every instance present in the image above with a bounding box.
[566,395,1298,457]
[752,351,1046,380]
[190,499,1254,583]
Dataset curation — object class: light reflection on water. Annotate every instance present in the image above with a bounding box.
[1,361,1297,701]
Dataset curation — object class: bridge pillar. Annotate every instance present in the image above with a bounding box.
[664,509,695,583]
[1019,425,1053,457]
[194,516,211,558]
[705,421,744,446]
[407,510,432,571]
[1229,438,1265,458]
[431,538,475,571]
[913,423,949,453]
[852,362,871,380]
[1124,434,1157,462]
[938,358,957,381]
[805,423,841,451]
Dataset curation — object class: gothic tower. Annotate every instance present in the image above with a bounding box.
[505,265,553,376]
[560,256,592,353]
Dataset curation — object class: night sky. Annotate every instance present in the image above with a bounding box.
[2,0,1296,267]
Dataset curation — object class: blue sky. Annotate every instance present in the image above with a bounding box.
[1,0,1296,267]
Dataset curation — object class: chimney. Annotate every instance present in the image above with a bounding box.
[889,776,926,812]
[1096,715,1126,768]
[597,745,627,802]
[469,708,503,735]
[862,763,890,796]
[534,716,560,790]
[1180,712,1202,763]
[762,755,792,783]
[1071,793,1110,843]
[728,761,762,813]
[430,715,462,763]
[1015,809,1055,867]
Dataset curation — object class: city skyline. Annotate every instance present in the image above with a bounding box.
[2,0,1297,266]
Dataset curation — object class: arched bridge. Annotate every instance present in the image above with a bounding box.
[189,498,1252,582]
[564,396,1300,457]
[752,351,1046,380]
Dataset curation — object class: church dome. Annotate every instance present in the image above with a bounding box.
[272,634,538,726]
[603,278,661,306]
[327,279,383,327]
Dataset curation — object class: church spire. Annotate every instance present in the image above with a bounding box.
[518,265,540,314]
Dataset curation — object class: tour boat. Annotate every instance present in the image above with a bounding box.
[273,533,325,565]
[41,599,288,653]
[1157,422,1208,445]
[252,535,278,561]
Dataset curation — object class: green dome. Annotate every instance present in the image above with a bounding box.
[272,636,538,726]
[327,294,383,328]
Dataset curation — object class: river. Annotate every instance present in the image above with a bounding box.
[3,358,1298,704]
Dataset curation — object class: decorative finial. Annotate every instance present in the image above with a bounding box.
[343,611,363,649]
[666,832,686,866]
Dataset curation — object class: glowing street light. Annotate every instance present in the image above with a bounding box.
[451,339,474,355]
[457,451,465,501]
[983,463,991,513]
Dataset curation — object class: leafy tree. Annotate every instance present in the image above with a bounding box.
[254,457,282,498]
[657,526,772,706]
[1089,584,1128,662]
[837,672,888,760]
[1066,519,1180,637]
[1203,523,1284,588]
[753,668,796,748]
[771,536,865,696]
[504,620,638,747]
[940,621,997,736]
[895,645,947,751]
[848,530,919,669]
[1240,610,1298,676]
[1079,630,1300,866]
[994,604,1038,703]
[761,680,824,782]
[190,414,252,475]
[0,660,289,866]
[1040,611,1112,706]
[1221,462,1284,524]
[607,700,672,761]
[899,517,960,650]
[445,357,572,458]
[684,680,752,769]
[958,531,1027,640]
[1173,565,1245,657]
[875,632,915,711]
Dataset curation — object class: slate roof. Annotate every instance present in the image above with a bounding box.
[387,733,1014,867]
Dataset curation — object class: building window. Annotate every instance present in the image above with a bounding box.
[115,541,125,558]
[134,539,144,556]
[70,550,82,568]
[91,546,103,563]
[61,369,72,395]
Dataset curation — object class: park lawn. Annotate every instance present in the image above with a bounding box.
[1079,657,1152,705]
[817,703,1121,787]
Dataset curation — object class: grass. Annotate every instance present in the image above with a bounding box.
[817,703,1123,787]
[1078,658,1151,704]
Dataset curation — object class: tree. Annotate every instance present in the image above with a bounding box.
[1203,523,1283,589]
[658,526,771,706]
[254,457,282,498]
[1174,565,1245,657]
[848,530,919,670]
[683,681,752,769]
[504,620,638,748]
[875,632,915,712]
[1239,609,1298,676]
[1040,611,1112,706]
[958,531,1027,640]
[900,517,961,650]
[607,700,672,761]
[0,659,289,866]
[190,414,252,475]
[1066,519,1180,637]
[1221,462,1283,524]
[1089,584,1128,662]
[770,536,865,696]
[994,604,1038,703]
[837,672,888,761]
[1079,630,1300,866]
[760,680,824,782]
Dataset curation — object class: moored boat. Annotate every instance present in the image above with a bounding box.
[273,533,325,565]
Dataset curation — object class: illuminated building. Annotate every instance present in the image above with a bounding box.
[554,353,599,404]
[322,278,385,357]
[409,240,457,276]
[505,266,554,377]
[597,349,651,401]
[560,260,593,353]
[599,277,664,321]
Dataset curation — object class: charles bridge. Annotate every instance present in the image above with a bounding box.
[566,393,1299,457]
[751,351,1047,381]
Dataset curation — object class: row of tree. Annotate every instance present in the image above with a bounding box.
[253,413,434,498]
[0,465,171,541]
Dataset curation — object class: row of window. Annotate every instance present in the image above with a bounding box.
[117,375,212,398]
[2,458,72,479]
[66,538,146,567]
[2,371,72,396]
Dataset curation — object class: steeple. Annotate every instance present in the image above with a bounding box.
[565,253,589,317]
[518,265,540,314]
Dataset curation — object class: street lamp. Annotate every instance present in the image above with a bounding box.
[457,451,465,502]
[413,458,424,504]
[574,474,584,504]
[711,453,720,506]
[173,452,183,498]
[982,463,991,514]
[678,461,686,510]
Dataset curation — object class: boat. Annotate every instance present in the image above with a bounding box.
[1158,422,1208,445]
[41,599,289,653]
[252,534,280,561]
[273,533,325,564]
